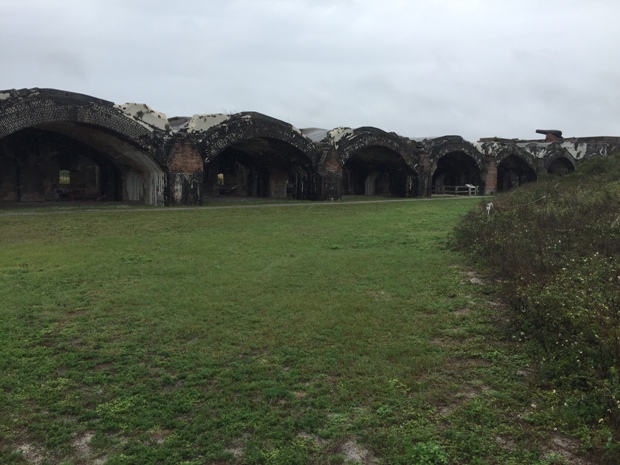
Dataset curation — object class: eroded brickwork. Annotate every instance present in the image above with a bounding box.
[2,88,619,206]
[484,160,498,195]
[168,141,203,173]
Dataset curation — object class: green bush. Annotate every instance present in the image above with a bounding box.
[404,441,448,465]
[453,152,620,458]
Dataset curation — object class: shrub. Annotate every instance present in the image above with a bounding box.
[453,152,620,455]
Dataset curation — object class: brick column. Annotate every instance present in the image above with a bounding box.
[318,145,342,200]
[483,159,497,195]
[418,154,433,197]
[167,140,204,205]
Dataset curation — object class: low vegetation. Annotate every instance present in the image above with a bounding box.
[0,197,602,464]
[454,152,620,463]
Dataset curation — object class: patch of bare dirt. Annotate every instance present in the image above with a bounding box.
[338,438,378,465]
[465,270,485,285]
[16,443,44,464]
[437,384,491,416]
[453,307,473,316]
[72,431,94,456]
[541,434,594,465]
[149,428,173,445]
[225,446,244,459]
[226,435,250,460]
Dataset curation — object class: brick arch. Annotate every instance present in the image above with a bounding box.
[496,154,538,192]
[191,112,321,200]
[428,137,484,172]
[493,145,538,171]
[544,150,577,174]
[333,126,418,169]
[0,88,166,205]
[331,127,419,197]
[0,88,165,150]
[427,137,484,194]
[194,112,320,168]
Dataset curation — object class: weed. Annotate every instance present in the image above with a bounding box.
[403,441,448,465]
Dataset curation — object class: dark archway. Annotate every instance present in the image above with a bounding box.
[205,137,316,200]
[334,127,419,197]
[547,157,575,175]
[432,151,481,194]
[343,146,417,197]
[497,154,537,191]
[0,127,122,202]
[194,112,320,200]
[0,89,167,205]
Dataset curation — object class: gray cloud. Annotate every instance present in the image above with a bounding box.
[1,0,618,141]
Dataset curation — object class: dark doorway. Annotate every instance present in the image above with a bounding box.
[205,137,316,200]
[432,152,481,194]
[497,155,537,192]
[343,146,417,197]
[547,157,574,176]
[0,128,121,202]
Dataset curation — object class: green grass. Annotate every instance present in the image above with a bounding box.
[0,199,591,464]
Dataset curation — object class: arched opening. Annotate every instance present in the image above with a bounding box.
[547,157,574,176]
[204,137,316,200]
[497,154,537,192]
[0,127,123,203]
[0,90,167,205]
[343,146,417,197]
[432,151,481,195]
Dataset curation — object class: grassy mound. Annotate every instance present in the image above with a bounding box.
[453,152,620,461]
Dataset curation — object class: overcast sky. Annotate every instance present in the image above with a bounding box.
[1,0,619,141]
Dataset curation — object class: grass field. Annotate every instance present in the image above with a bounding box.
[0,199,588,464]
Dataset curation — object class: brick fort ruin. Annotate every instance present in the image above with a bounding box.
[1,88,618,206]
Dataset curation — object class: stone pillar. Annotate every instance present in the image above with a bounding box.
[167,140,204,205]
[483,159,497,195]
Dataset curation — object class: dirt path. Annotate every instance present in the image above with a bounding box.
[0,196,489,217]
